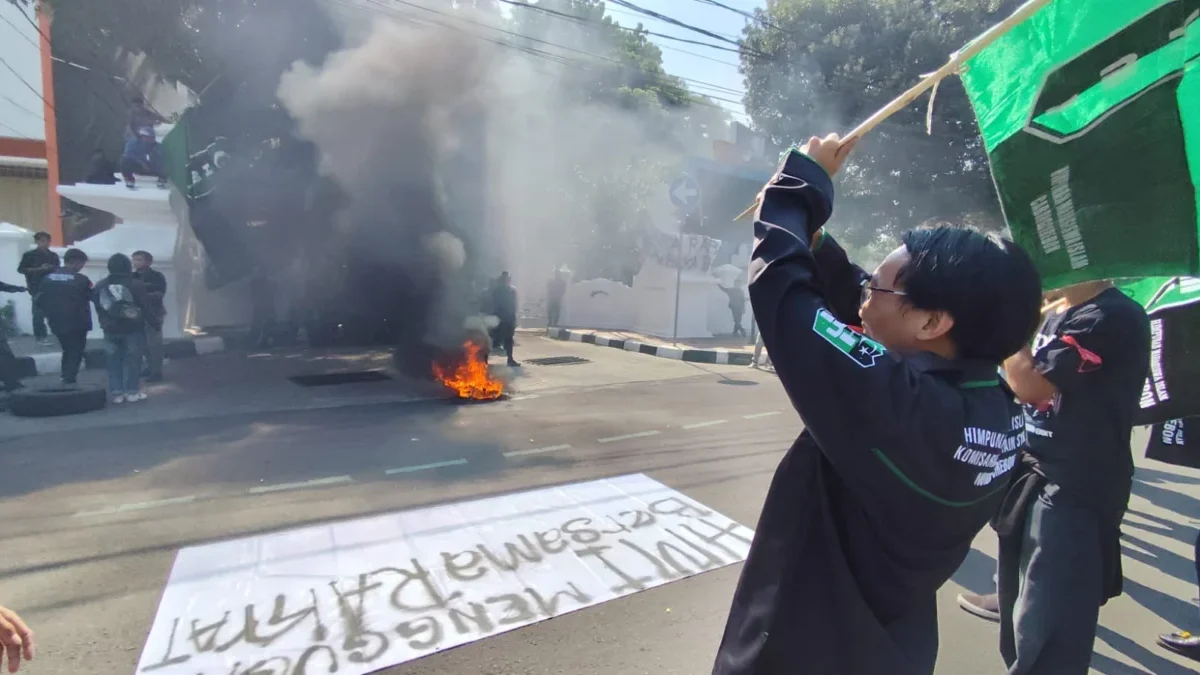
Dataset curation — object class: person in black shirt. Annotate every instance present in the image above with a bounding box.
[491,272,519,367]
[16,232,60,345]
[132,251,167,381]
[546,269,567,328]
[36,249,92,385]
[974,281,1149,675]
[711,134,1043,675]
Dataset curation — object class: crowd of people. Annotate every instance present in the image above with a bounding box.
[1,231,168,403]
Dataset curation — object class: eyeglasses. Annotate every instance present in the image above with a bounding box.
[860,278,907,306]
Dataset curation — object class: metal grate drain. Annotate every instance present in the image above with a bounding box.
[526,356,591,366]
[289,370,393,387]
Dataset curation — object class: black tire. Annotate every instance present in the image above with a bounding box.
[7,385,107,418]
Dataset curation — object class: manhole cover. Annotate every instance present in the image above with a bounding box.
[289,370,393,387]
[526,356,591,366]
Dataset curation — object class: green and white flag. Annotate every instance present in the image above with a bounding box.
[961,0,1200,289]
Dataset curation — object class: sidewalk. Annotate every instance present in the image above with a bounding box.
[7,333,226,377]
[0,346,448,439]
[546,327,755,365]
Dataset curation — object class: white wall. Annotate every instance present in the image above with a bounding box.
[0,1,44,143]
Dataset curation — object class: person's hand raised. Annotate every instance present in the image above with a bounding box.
[799,133,857,177]
[0,605,34,673]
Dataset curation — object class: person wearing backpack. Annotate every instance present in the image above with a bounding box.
[93,254,155,403]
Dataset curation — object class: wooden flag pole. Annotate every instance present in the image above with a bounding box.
[734,0,1054,222]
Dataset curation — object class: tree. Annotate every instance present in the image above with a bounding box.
[741,0,1024,252]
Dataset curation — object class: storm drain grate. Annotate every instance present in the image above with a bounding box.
[289,370,393,387]
[526,356,591,366]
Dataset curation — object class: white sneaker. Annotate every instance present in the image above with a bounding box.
[111,394,126,404]
[127,392,147,402]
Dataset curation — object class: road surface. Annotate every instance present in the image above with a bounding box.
[0,334,1196,674]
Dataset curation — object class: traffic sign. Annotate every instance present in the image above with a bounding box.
[669,175,701,212]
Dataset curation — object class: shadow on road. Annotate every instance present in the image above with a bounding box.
[1094,625,1196,675]
[951,547,998,596]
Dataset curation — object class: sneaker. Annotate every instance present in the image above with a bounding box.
[111,394,126,404]
[156,178,167,189]
[1158,631,1200,661]
[507,359,521,367]
[957,592,1000,622]
[125,180,136,190]
[126,392,147,402]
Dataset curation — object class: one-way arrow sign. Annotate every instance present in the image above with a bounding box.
[669,175,701,212]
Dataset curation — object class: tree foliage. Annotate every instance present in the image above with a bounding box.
[742,0,1024,252]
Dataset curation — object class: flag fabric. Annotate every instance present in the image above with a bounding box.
[1144,416,1199,469]
[1119,276,1200,424]
[961,0,1200,290]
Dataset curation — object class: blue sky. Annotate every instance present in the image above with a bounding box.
[604,0,765,124]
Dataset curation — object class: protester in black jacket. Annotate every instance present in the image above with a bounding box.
[711,134,1043,675]
[94,254,156,403]
[16,231,59,344]
[132,250,167,381]
[35,249,92,385]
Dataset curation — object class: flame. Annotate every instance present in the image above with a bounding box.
[433,340,504,400]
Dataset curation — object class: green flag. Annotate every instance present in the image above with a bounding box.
[961,0,1200,289]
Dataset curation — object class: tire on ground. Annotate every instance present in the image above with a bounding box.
[7,385,107,417]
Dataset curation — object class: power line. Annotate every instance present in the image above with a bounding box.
[604,0,752,51]
[1,93,42,121]
[0,118,35,141]
[686,0,787,32]
[493,0,750,56]
[346,0,748,104]
[0,55,53,112]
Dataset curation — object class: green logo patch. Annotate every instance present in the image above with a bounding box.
[813,308,886,368]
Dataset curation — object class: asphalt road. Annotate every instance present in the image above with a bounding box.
[0,337,1198,675]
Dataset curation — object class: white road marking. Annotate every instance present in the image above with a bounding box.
[682,419,728,430]
[508,394,539,402]
[73,495,197,518]
[597,430,661,444]
[743,411,783,419]
[249,475,353,494]
[504,444,571,458]
[385,459,468,475]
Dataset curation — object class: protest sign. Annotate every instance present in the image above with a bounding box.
[135,474,753,675]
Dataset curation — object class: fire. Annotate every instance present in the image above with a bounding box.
[433,340,504,400]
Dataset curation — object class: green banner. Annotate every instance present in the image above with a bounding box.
[961,0,1200,289]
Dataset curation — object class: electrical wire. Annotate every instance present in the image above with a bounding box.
[686,0,787,33]
[493,0,750,55]
[382,0,748,96]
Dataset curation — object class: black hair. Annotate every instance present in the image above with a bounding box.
[33,231,50,242]
[107,253,133,275]
[896,225,1042,362]
[63,248,88,264]
[132,250,153,263]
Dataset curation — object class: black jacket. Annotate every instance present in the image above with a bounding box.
[17,248,61,293]
[0,280,23,294]
[712,152,1025,675]
[36,268,93,335]
[134,267,168,317]
[94,274,156,334]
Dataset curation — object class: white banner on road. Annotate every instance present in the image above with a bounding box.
[136,474,754,675]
